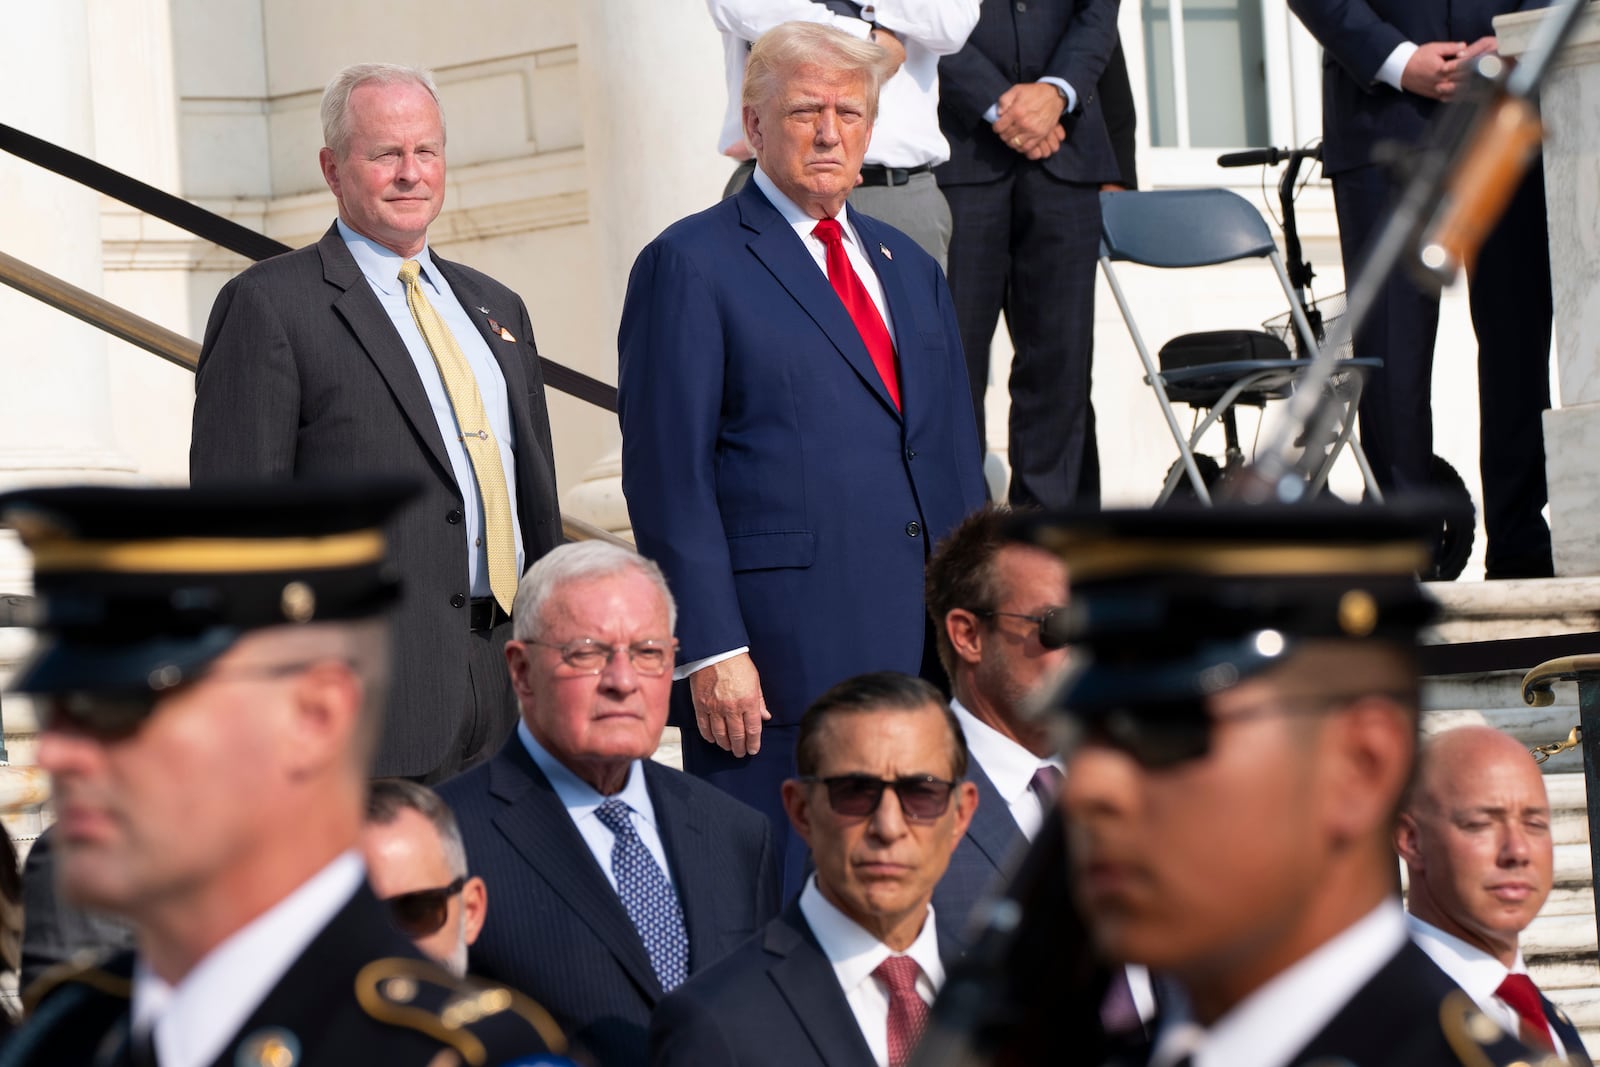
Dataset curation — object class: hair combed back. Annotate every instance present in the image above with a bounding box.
[321,62,444,158]
[512,540,678,640]
[796,670,968,779]
[366,777,469,878]
[924,505,1019,679]
[742,22,896,121]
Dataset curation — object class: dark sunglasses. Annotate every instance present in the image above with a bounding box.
[383,876,467,939]
[974,607,1072,649]
[800,774,960,822]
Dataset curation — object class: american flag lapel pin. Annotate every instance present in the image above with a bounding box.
[880,243,893,261]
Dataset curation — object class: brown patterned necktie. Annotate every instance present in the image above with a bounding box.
[398,259,518,613]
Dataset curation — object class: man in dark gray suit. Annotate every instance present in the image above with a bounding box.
[191,63,562,781]
[439,541,780,1067]
[936,0,1121,508]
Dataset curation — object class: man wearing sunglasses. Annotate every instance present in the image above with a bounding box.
[0,482,567,1067]
[1008,504,1548,1067]
[439,540,779,1067]
[363,779,488,978]
[652,671,976,1067]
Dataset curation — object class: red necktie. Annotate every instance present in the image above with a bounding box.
[1495,972,1555,1052]
[812,217,901,409]
[874,955,929,1067]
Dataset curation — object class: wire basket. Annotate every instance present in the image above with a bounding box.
[1262,290,1351,361]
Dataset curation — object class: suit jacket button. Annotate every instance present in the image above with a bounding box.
[451,593,466,608]
[905,448,917,460]
[446,509,463,524]
[905,521,921,538]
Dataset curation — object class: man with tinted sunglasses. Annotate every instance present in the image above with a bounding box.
[363,779,487,978]
[439,541,779,1067]
[1002,504,1550,1067]
[652,672,976,1067]
[0,482,568,1067]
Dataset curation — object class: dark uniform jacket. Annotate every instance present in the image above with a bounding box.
[0,884,567,1067]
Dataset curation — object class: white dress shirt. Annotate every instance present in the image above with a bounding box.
[1147,901,1409,1067]
[950,698,1063,842]
[709,0,980,166]
[519,721,677,894]
[130,852,366,1067]
[675,163,898,680]
[799,876,944,1067]
[339,219,524,598]
[1408,913,1567,1060]
[1378,42,1419,91]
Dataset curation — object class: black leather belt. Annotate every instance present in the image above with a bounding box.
[469,596,510,632]
[857,164,933,187]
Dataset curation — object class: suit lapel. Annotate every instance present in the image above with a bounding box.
[1543,992,1591,1066]
[738,183,901,420]
[962,760,1029,872]
[486,743,664,1001]
[318,226,457,482]
[765,904,877,1067]
[645,763,724,974]
[431,257,537,454]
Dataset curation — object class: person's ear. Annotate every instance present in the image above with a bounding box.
[1321,697,1413,845]
[505,641,535,701]
[283,661,364,780]
[781,778,815,848]
[743,105,764,154]
[460,876,488,945]
[946,609,984,666]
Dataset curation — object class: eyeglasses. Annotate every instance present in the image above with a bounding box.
[974,607,1072,649]
[383,876,467,939]
[527,637,677,676]
[1063,691,1412,770]
[800,774,961,822]
[40,659,333,740]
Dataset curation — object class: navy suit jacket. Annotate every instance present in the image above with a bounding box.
[438,737,781,1067]
[931,758,1028,945]
[1287,0,1552,175]
[651,900,958,1067]
[617,182,987,728]
[936,0,1121,187]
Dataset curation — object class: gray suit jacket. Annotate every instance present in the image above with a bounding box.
[932,758,1028,945]
[191,223,562,776]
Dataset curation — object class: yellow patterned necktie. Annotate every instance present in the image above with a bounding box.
[398,259,518,614]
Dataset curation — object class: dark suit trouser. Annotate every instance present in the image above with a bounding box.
[1332,162,1552,577]
[943,168,1102,508]
[422,617,519,785]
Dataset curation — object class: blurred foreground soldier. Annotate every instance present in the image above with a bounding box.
[1002,504,1553,1067]
[1398,726,1591,1063]
[364,779,488,978]
[652,672,976,1067]
[20,825,135,990]
[0,483,568,1067]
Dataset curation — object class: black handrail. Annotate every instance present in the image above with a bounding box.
[0,121,619,412]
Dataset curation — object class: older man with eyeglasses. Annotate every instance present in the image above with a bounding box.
[652,671,977,1067]
[438,540,780,1067]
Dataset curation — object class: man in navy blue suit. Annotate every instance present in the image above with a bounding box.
[651,672,977,1067]
[439,541,780,1067]
[935,0,1121,508]
[618,21,987,889]
[1287,0,1555,579]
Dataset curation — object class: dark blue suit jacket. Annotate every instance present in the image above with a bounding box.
[931,759,1028,945]
[650,900,957,1067]
[1286,0,1551,174]
[617,182,987,728]
[438,737,781,1067]
[936,0,1121,187]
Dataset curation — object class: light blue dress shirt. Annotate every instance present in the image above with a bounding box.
[338,220,525,597]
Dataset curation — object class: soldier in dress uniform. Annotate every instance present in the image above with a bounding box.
[925,503,1560,1067]
[0,481,571,1067]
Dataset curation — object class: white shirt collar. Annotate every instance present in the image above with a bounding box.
[336,217,437,297]
[1150,900,1408,1067]
[950,698,1063,807]
[131,851,366,1067]
[1406,913,1527,999]
[751,164,859,247]
[798,874,944,995]
[518,719,657,828]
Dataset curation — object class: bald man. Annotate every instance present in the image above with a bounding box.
[1397,726,1591,1064]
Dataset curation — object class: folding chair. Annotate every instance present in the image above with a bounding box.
[1097,188,1384,504]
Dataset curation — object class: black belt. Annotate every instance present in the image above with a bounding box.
[857,164,932,187]
[469,597,510,632]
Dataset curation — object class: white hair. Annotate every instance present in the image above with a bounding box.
[320,62,445,158]
[512,541,678,640]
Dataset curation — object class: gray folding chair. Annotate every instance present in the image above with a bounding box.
[1097,188,1383,504]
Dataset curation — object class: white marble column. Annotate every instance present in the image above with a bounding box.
[1498,3,1600,575]
[565,0,730,535]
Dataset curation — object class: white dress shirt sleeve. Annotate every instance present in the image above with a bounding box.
[868,0,981,55]
[1377,41,1418,91]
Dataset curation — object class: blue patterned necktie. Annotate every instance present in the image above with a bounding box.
[594,797,689,990]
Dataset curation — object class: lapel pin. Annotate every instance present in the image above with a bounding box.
[477,306,490,314]
[879,243,892,261]
[499,327,517,342]
[486,316,517,343]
